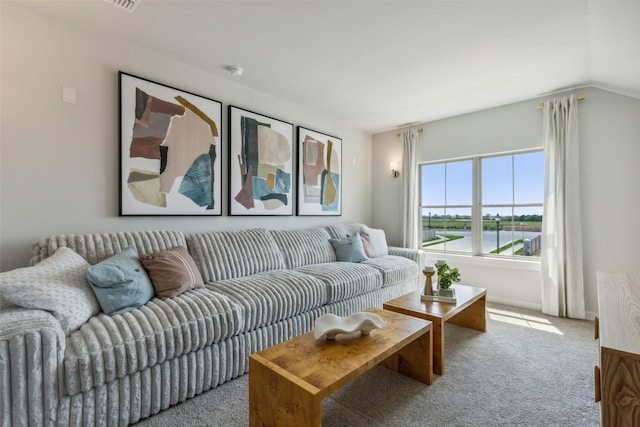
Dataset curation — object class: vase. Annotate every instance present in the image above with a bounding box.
[422,267,435,296]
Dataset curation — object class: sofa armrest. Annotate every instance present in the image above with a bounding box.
[388,246,428,271]
[0,308,64,340]
[0,309,66,426]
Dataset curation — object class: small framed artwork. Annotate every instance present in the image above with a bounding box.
[119,72,223,216]
[228,106,294,216]
[297,126,342,216]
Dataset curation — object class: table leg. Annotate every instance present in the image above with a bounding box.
[249,355,321,427]
[380,325,433,385]
[431,318,445,375]
[448,294,487,332]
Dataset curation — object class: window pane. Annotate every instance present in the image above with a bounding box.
[421,208,472,253]
[513,207,543,257]
[443,208,472,252]
[481,208,513,255]
[446,160,472,205]
[421,163,445,205]
[482,155,513,205]
[421,208,445,248]
[514,151,544,204]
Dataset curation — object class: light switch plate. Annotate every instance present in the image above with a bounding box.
[62,86,77,104]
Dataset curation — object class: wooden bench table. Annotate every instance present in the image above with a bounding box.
[249,308,432,427]
[383,283,487,375]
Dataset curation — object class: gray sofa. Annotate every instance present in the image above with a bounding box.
[0,223,425,427]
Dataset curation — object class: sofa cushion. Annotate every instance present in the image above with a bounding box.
[31,230,187,266]
[63,288,244,395]
[0,247,101,335]
[207,270,327,332]
[87,246,155,315]
[186,229,286,282]
[329,233,368,263]
[363,255,419,287]
[295,263,382,303]
[270,227,336,269]
[140,246,205,299]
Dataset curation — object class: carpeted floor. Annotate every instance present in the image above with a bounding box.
[135,303,600,426]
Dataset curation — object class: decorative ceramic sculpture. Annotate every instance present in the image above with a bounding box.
[313,312,386,340]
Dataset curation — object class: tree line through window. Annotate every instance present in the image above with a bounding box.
[420,150,544,257]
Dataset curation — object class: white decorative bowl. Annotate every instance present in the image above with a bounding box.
[313,312,385,340]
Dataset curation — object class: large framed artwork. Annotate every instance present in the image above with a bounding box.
[228,106,294,216]
[297,126,342,216]
[119,71,222,216]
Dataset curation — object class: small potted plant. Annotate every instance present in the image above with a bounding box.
[436,260,461,297]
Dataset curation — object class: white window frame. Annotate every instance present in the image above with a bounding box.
[419,148,543,259]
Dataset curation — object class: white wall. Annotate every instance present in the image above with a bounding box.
[0,3,373,271]
[372,87,640,315]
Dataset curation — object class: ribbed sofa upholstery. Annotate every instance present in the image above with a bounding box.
[186,228,286,282]
[0,224,425,427]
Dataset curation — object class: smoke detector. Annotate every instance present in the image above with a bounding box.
[226,66,244,77]
[105,0,142,13]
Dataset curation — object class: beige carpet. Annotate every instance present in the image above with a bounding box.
[135,303,600,426]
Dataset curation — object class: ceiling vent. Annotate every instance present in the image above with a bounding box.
[105,0,142,13]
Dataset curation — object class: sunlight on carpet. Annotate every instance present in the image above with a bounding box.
[488,307,563,335]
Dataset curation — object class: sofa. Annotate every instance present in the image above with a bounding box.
[0,223,425,427]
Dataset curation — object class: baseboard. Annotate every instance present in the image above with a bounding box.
[487,296,596,321]
[487,296,542,312]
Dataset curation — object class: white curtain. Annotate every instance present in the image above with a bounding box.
[541,95,585,319]
[401,129,419,248]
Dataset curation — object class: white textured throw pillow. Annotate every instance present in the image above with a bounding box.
[0,247,100,335]
[361,226,389,257]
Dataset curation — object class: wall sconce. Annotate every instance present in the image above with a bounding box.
[390,162,399,178]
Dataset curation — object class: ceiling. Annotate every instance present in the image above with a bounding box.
[15,0,640,134]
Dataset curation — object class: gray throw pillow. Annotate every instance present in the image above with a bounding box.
[329,232,368,263]
[86,246,155,315]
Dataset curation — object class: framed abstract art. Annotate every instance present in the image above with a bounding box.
[228,106,294,216]
[296,126,342,216]
[119,72,223,216]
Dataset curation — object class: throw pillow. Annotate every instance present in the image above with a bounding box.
[0,247,100,335]
[140,246,205,299]
[361,226,389,257]
[360,233,376,258]
[86,246,155,315]
[329,232,368,263]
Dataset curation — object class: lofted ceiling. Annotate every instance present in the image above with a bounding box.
[14,0,640,134]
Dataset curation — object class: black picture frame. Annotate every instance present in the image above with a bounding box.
[119,72,223,216]
[228,105,294,216]
[296,126,342,216]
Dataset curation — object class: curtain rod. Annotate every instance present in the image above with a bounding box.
[536,94,585,109]
[395,127,423,137]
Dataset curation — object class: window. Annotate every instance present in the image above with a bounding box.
[420,150,543,258]
[420,159,472,252]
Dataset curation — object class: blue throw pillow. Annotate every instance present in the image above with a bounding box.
[86,247,155,315]
[329,232,368,263]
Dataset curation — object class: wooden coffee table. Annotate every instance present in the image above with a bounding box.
[249,308,432,427]
[383,283,486,376]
